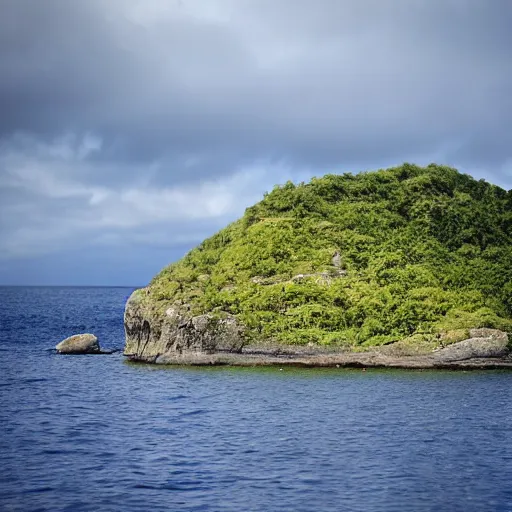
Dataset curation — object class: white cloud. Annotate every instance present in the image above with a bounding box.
[2,130,509,260]
[0,132,291,258]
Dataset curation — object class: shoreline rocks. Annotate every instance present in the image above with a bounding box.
[124,289,245,362]
[124,289,511,369]
[126,343,512,370]
[126,348,512,369]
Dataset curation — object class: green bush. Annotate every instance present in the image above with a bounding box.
[147,164,512,347]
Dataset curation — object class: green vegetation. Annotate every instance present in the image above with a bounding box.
[147,164,512,349]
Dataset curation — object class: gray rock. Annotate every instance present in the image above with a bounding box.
[432,329,509,363]
[56,333,100,354]
[124,289,246,362]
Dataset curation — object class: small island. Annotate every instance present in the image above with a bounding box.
[124,164,512,368]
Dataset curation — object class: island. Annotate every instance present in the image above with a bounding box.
[124,163,512,368]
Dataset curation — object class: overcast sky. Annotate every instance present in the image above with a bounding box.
[0,0,511,285]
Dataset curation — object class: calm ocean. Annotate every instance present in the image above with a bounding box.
[1,286,512,511]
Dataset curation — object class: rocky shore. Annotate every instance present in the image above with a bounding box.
[127,347,512,370]
[124,289,512,369]
[124,343,512,370]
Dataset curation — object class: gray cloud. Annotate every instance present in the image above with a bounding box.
[0,0,511,283]
[2,0,511,169]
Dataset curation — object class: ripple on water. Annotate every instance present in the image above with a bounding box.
[1,287,512,512]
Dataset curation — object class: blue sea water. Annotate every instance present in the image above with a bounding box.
[1,286,512,512]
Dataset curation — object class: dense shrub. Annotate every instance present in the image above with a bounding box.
[149,164,512,347]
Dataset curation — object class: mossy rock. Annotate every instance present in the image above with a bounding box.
[56,334,100,354]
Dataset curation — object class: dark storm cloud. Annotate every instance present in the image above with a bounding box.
[0,0,511,283]
[1,0,511,179]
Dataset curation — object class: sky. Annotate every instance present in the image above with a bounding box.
[0,0,511,286]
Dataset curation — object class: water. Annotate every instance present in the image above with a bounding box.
[1,287,512,512]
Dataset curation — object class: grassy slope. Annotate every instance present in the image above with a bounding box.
[146,163,512,349]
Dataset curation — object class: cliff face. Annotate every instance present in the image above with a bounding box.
[123,164,512,365]
[124,288,245,363]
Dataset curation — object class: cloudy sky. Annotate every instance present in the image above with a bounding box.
[0,0,511,285]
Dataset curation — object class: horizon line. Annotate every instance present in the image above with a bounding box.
[0,284,143,288]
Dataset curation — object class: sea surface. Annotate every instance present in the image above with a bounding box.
[1,286,512,512]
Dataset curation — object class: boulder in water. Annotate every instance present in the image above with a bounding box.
[56,333,100,354]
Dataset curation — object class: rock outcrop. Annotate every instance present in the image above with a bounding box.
[431,328,509,362]
[56,333,100,354]
[124,293,511,368]
[124,289,245,363]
